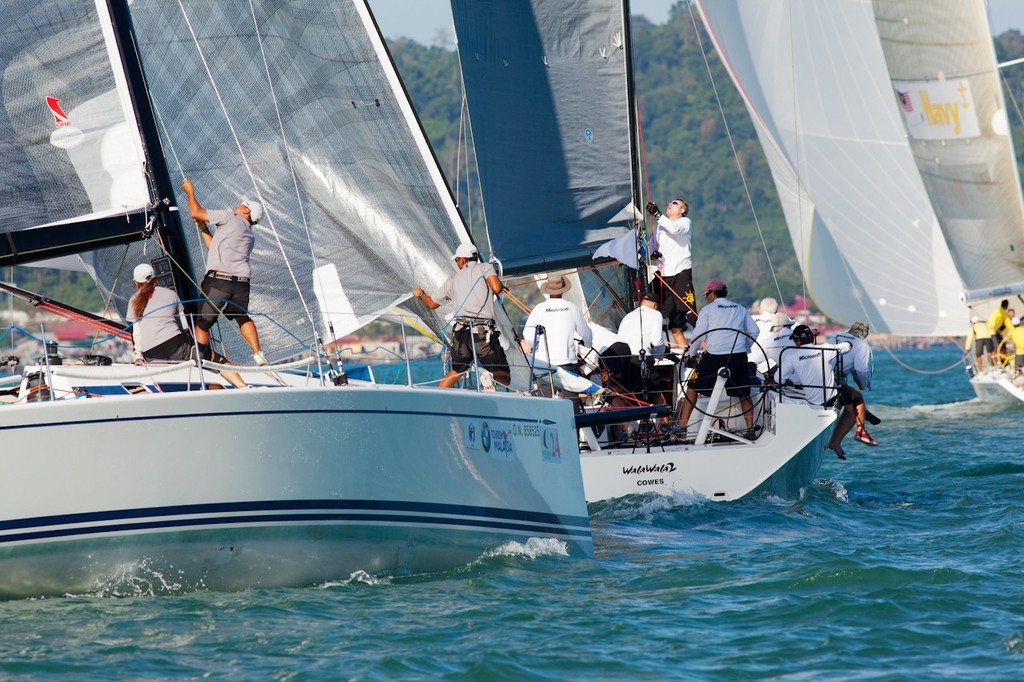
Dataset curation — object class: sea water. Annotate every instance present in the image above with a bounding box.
[1,346,1022,679]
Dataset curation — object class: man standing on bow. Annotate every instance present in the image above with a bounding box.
[413,244,510,389]
[647,197,696,347]
[181,178,268,366]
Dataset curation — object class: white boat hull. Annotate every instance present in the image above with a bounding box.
[580,398,836,503]
[969,369,1024,404]
[0,380,591,598]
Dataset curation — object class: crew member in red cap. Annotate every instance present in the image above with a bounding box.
[676,278,759,439]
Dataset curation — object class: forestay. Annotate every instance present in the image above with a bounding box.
[697,0,965,336]
[872,0,1024,304]
[450,0,636,275]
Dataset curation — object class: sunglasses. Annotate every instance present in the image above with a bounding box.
[669,200,683,206]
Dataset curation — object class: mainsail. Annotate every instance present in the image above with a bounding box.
[697,0,966,336]
[450,0,638,276]
[96,0,474,359]
[872,0,1024,304]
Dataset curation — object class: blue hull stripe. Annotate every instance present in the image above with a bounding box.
[0,500,591,545]
[0,408,560,432]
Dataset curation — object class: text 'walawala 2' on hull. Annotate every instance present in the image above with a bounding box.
[0,0,590,598]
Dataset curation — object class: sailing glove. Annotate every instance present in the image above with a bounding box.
[646,202,661,218]
[650,251,663,260]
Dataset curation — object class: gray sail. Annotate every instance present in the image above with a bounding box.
[450,0,636,275]
[0,0,150,266]
[103,0,474,359]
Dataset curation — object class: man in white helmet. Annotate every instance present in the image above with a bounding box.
[181,178,268,366]
[412,244,510,389]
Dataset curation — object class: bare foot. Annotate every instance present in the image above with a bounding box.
[828,444,847,461]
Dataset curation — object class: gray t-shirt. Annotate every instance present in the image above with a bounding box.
[434,261,498,320]
[127,286,187,354]
[205,209,255,277]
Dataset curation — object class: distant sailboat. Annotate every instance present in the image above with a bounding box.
[700,0,1024,403]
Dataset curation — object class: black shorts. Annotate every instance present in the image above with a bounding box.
[197,275,252,330]
[143,333,195,362]
[974,338,994,357]
[451,325,509,375]
[688,352,752,397]
[655,269,696,330]
[143,333,229,364]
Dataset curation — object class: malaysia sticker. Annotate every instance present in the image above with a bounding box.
[47,97,84,149]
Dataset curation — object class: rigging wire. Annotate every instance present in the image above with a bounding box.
[684,3,786,308]
[175,0,319,351]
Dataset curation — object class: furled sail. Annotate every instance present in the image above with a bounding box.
[94,0,475,359]
[697,0,965,336]
[450,0,637,275]
[872,0,1024,304]
[0,0,150,266]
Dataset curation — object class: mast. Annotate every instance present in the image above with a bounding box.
[104,0,200,305]
[621,0,646,304]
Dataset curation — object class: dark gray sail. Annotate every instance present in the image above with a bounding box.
[450,0,637,275]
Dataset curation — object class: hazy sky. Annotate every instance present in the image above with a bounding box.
[369,0,1024,47]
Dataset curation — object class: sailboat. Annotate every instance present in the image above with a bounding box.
[0,0,591,599]
[697,0,1024,404]
[448,0,839,502]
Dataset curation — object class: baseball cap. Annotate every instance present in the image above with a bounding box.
[769,312,794,331]
[701,278,725,295]
[133,263,155,283]
[790,324,815,343]
[452,243,478,261]
[241,199,263,223]
[848,320,870,339]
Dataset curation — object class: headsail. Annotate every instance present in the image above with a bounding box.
[450,0,637,275]
[0,0,151,267]
[872,0,1024,305]
[697,0,966,336]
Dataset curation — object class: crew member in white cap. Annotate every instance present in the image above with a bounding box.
[412,244,510,388]
[181,178,268,366]
[127,262,244,388]
[748,311,794,375]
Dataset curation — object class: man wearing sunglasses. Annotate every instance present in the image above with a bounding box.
[646,198,696,349]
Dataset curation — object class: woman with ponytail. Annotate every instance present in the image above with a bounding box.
[127,263,244,388]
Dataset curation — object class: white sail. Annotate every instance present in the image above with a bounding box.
[697,0,965,336]
[871,0,1024,305]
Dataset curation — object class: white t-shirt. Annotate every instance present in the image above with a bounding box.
[779,342,851,406]
[617,306,666,357]
[650,215,692,276]
[205,209,255,277]
[691,297,759,355]
[834,332,873,390]
[522,297,593,366]
[749,326,795,373]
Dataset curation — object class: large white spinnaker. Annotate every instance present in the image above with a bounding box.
[697,0,965,336]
